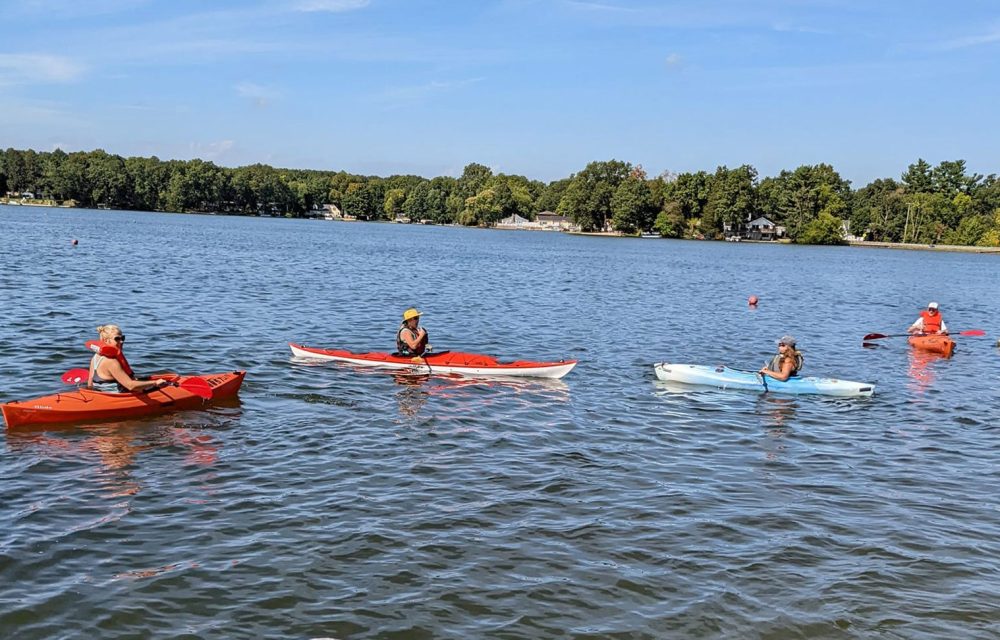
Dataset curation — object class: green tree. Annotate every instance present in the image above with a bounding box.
[852,179,903,241]
[342,181,382,220]
[124,156,170,211]
[536,178,571,212]
[403,182,430,220]
[902,158,933,193]
[931,159,980,197]
[4,148,43,194]
[459,188,501,226]
[943,214,990,245]
[456,163,493,201]
[757,164,850,240]
[383,187,406,218]
[653,200,684,238]
[86,150,130,208]
[976,209,1000,247]
[556,160,631,231]
[164,159,224,212]
[703,165,758,238]
[796,211,846,245]
[662,171,710,219]
[610,175,656,234]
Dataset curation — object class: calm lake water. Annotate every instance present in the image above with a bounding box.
[2,205,999,639]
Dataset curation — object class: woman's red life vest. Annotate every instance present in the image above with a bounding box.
[919,310,943,333]
[85,340,135,378]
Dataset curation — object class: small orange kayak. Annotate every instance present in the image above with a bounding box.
[908,334,955,357]
[1,371,246,429]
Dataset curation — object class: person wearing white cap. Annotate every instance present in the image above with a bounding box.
[396,308,430,356]
[908,302,948,335]
[759,335,804,382]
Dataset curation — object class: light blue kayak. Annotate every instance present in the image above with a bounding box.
[654,363,875,397]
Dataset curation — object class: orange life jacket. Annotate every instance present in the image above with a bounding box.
[919,310,943,333]
[86,340,135,378]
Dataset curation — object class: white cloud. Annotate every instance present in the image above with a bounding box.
[563,0,637,13]
[771,21,832,35]
[0,54,86,85]
[15,0,148,18]
[188,140,236,161]
[665,52,682,68]
[378,78,483,109]
[294,0,370,12]
[932,27,1000,51]
[235,82,282,107]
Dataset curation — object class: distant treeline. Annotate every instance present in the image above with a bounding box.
[2,148,999,246]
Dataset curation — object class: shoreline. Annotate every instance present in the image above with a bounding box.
[3,202,999,253]
[847,240,1000,254]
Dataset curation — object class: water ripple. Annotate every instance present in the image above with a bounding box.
[2,207,1000,639]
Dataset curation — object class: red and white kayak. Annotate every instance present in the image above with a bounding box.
[289,343,576,379]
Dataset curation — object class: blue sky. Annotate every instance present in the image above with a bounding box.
[2,0,999,185]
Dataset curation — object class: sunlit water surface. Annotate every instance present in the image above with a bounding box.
[2,206,999,639]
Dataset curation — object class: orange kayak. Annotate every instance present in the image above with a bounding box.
[908,334,955,357]
[1,371,246,429]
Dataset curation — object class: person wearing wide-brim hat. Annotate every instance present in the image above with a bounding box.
[396,308,430,356]
[759,335,804,382]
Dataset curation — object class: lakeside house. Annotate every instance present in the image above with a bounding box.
[496,213,531,229]
[495,211,580,232]
[724,215,785,241]
[536,211,578,231]
[321,204,356,221]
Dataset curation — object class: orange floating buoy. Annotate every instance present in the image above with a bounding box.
[748,295,758,306]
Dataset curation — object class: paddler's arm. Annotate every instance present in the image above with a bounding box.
[105,360,170,391]
[759,358,794,382]
[399,327,427,351]
[907,318,922,334]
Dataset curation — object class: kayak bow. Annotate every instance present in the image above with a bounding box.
[1,371,246,429]
[290,343,576,379]
[654,363,874,397]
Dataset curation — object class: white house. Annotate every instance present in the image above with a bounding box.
[496,213,531,229]
[536,211,578,231]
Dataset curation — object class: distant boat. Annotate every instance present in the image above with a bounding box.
[640,232,660,238]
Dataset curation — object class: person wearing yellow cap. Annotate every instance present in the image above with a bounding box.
[396,308,430,356]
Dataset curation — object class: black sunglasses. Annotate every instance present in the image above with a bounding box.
[114,335,126,343]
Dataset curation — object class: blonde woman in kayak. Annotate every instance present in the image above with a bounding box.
[396,308,430,356]
[88,324,170,393]
[759,335,804,382]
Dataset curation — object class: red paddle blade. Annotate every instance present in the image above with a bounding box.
[61,368,90,384]
[959,329,985,336]
[179,377,213,399]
